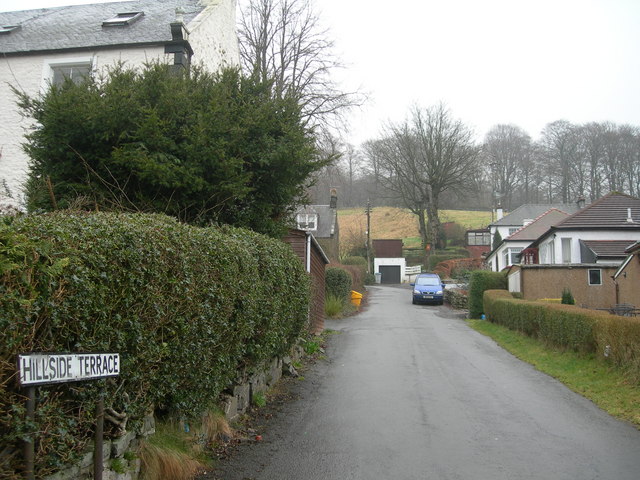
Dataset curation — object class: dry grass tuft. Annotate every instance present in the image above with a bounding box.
[139,442,205,480]
[200,410,233,445]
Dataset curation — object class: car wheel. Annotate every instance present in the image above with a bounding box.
[412,298,417,305]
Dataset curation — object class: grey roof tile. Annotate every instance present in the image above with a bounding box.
[555,192,640,229]
[0,0,204,54]
[491,203,579,227]
[506,208,570,241]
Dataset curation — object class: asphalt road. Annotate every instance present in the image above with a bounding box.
[207,284,640,480]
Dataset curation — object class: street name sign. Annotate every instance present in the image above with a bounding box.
[18,353,120,386]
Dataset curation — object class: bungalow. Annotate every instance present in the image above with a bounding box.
[486,208,570,271]
[487,202,579,271]
[508,192,640,309]
[0,0,239,207]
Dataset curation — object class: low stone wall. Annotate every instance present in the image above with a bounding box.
[445,287,468,310]
[43,354,299,480]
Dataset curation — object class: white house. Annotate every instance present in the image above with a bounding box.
[487,202,579,271]
[0,0,239,207]
[531,193,640,268]
[486,208,570,272]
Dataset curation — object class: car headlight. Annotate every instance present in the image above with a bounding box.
[413,289,420,294]
[436,290,443,295]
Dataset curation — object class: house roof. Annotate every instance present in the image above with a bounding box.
[554,192,640,229]
[296,205,337,239]
[0,1,205,55]
[580,240,636,259]
[491,203,579,227]
[506,208,570,242]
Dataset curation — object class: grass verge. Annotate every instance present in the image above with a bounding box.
[468,319,640,427]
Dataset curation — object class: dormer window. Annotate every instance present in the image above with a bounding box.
[297,213,318,231]
[102,12,144,27]
[0,25,21,34]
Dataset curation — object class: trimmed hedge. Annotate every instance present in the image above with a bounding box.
[484,290,640,377]
[483,290,596,352]
[325,266,352,302]
[468,270,507,318]
[0,212,310,479]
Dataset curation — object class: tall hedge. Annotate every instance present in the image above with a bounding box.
[468,270,507,318]
[0,212,310,478]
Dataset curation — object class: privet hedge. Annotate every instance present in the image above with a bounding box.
[483,290,640,378]
[468,270,507,318]
[0,212,310,479]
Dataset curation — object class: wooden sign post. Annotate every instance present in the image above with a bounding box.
[17,353,120,480]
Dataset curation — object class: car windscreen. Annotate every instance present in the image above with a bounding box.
[416,277,440,286]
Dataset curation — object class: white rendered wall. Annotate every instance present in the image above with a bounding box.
[374,257,407,282]
[538,230,639,265]
[0,47,168,207]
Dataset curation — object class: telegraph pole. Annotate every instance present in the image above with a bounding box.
[365,199,372,273]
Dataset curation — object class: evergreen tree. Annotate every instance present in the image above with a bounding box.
[16,63,324,236]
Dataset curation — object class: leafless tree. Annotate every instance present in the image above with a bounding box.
[363,104,479,256]
[482,124,532,210]
[238,0,364,130]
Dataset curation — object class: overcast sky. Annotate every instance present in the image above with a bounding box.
[2,0,639,145]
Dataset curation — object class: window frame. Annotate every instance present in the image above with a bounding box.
[588,268,602,286]
[296,213,318,232]
[42,56,94,90]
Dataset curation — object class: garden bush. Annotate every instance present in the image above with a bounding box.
[341,256,367,267]
[468,270,507,318]
[0,212,310,479]
[484,290,640,378]
[325,266,353,301]
[483,290,597,352]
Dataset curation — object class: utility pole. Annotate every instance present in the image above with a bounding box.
[365,199,372,273]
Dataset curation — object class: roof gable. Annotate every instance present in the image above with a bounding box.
[0,1,205,55]
[506,208,570,241]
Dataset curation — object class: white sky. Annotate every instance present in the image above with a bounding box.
[3,0,640,145]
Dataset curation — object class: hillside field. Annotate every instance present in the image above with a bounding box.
[338,207,492,251]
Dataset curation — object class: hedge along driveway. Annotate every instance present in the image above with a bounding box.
[483,290,640,378]
[0,212,310,479]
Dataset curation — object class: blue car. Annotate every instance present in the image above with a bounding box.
[411,273,445,305]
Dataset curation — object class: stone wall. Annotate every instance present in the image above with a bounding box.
[42,353,298,479]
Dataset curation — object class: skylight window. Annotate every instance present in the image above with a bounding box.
[102,12,144,27]
[0,25,21,34]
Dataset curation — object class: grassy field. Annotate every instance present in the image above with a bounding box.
[338,206,492,251]
[469,319,640,427]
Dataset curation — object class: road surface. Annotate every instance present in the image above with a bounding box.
[207,285,640,480]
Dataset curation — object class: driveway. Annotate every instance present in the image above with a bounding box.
[206,284,640,479]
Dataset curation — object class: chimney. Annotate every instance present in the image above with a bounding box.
[496,204,503,221]
[330,188,337,209]
[165,8,193,72]
[577,196,586,209]
[627,208,634,223]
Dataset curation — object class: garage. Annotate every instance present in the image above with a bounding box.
[379,265,401,284]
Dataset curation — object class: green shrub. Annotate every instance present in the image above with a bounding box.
[0,212,310,479]
[325,266,352,301]
[341,256,367,267]
[484,289,640,378]
[364,273,376,285]
[561,288,575,305]
[483,290,596,352]
[468,270,507,318]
